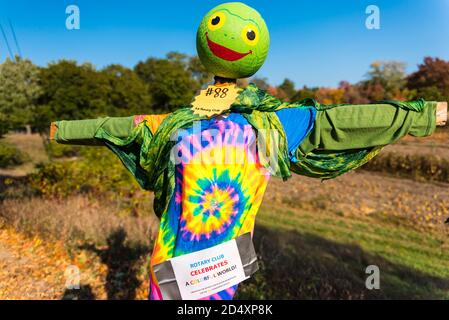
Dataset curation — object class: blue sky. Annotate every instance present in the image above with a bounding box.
[0,0,448,87]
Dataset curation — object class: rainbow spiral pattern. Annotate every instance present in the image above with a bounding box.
[148,114,270,300]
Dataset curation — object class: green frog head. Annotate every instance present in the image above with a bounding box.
[196,2,270,79]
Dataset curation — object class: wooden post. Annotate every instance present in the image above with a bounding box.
[436,102,447,126]
[49,122,57,140]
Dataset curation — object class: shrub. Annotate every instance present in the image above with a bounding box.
[362,152,449,183]
[0,141,30,168]
[27,147,149,214]
[46,141,82,158]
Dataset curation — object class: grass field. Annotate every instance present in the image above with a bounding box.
[1,133,449,299]
[237,203,449,299]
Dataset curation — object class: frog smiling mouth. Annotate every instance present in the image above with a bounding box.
[206,32,252,61]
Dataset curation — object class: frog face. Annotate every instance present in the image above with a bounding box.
[196,2,270,79]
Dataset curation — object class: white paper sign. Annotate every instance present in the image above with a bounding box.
[169,238,247,300]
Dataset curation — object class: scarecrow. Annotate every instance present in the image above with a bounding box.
[50,2,447,300]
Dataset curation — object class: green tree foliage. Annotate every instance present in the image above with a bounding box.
[34,61,154,132]
[278,78,296,101]
[358,61,410,101]
[101,64,152,116]
[188,56,213,86]
[134,52,201,111]
[167,52,213,86]
[0,57,41,136]
[35,60,111,130]
[292,86,318,102]
[407,57,449,102]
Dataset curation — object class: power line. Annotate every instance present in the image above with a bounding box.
[0,23,14,60]
[8,19,22,58]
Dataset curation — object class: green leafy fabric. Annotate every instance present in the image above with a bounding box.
[290,147,384,179]
[291,98,434,180]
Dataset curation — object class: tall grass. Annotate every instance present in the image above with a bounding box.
[0,195,159,247]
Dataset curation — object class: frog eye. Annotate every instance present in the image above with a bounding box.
[208,12,226,31]
[241,24,260,46]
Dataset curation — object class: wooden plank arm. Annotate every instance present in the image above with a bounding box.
[50,122,58,140]
[436,102,447,127]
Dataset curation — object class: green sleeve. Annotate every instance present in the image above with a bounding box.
[52,116,135,146]
[291,100,437,180]
[299,100,437,155]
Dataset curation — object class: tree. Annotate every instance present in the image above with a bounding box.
[407,57,449,102]
[166,52,212,86]
[188,56,213,86]
[166,51,189,65]
[101,64,152,116]
[134,53,200,111]
[358,61,410,102]
[278,78,296,101]
[35,60,112,132]
[291,86,317,102]
[267,86,289,100]
[0,57,41,136]
[250,77,270,90]
[338,81,368,104]
[315,87,344,105]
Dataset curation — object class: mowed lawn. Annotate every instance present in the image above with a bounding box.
[2,133,449,299]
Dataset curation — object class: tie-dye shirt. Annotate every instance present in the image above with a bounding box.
[136,109,315,300]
